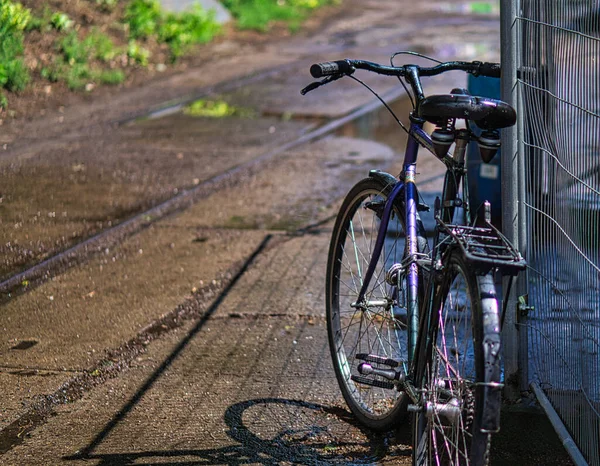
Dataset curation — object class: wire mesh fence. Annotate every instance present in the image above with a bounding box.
[511,1,600,464]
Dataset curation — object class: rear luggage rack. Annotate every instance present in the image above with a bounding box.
[437,202,526,275]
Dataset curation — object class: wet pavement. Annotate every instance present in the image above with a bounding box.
[0,1,575,464]
[0,0,504,284]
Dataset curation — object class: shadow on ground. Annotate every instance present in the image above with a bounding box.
[66,398,411,465]
[58,234,411,465]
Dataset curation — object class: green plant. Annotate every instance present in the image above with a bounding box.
[65,63,92,89]
[50,12,74,31]
[222,0,298,32]
[222,0,339,31]
[124,0,161,39]
[62,64,124,90]
[40,65,61,82]
[84,29,119,61]
[291,0,339,8]
[159,5,220,60]
[25,5,51,31]
[93,0,118,11]
[0,0,31,31]
[59,31,91,65]
[0,0,31,91]
[124,0,220,61]
[0,54,29,91]
[97,68,124,85]
[0,91,8,109]
[47,30,125,90]
[127,40,150,66]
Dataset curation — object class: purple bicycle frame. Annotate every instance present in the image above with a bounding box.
[355,119,433,361]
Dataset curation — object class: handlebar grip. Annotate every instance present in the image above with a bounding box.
[479,62,501,78]
[310,60,353,78]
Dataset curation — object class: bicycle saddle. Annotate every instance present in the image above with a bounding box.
[417,94,516,130]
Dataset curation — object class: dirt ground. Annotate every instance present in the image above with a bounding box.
[2,0,349,124]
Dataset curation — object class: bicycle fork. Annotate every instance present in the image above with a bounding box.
[355,123,423,352]
[353,168,421,403]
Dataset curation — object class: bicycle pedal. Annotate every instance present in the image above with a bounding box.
[358,362,405,383]
[355,353,401,368]
[351,375,396,390]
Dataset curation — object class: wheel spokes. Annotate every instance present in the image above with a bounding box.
[334,189,408,417]
[427,270,476,464]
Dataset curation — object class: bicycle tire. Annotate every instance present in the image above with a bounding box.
[413,252,501,466]
[326,177,428,431]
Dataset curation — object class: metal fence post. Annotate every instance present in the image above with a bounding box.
[500,0,523,400]
[504,0,600,462]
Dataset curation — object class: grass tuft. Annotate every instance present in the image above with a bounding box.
[97,69,125,85]
[85,28,119,62]
[92,0,119,12]
[1,0,341,101]
[222,0,340,32]
[0,0,31,91]
[127,40,150,66]
[124,0,162,39]
[159,6,221,60]
[124,0,221,61]
[46,30,125,90]
[59,31,91,65]
[50,12,74,31]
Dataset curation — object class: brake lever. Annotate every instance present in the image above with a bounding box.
[300,74,343,95]
[300,81,322,95]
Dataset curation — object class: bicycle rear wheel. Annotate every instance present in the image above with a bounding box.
[326,177,427,431]
[413,253,501,465]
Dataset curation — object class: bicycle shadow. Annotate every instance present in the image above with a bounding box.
[65,398,411,465]
[59,235,411,464]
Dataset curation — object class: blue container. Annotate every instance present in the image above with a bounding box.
[467,74,502,227]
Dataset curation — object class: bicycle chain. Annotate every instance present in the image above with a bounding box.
[463,386,492,466]
[463,387,475,431]
[484,433,492,466]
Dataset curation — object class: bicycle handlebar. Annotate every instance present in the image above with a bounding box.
[309,59,501,79]
[310,60,354,78]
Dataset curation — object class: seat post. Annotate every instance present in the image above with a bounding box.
[452,129,470,165]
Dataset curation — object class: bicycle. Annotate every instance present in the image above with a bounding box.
[301,53,526,465]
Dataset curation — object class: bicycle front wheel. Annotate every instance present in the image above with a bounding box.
[413,253,501,466]
[326,177,427,431]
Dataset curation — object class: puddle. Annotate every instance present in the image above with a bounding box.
[143,104,184,120]
[183,99,255,118]
[334,93,414,154]
[139,87,414,156]
[141,97,255,121]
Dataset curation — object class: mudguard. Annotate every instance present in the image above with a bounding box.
[369,169,398,188]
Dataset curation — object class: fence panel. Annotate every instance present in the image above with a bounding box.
[511,1,600,464]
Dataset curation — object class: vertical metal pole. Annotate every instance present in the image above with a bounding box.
[500,0,523,400]
[515,11,530,395]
